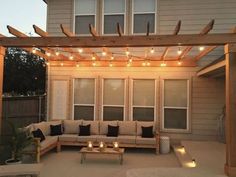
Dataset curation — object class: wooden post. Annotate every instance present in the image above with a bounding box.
[225,44,236,177]
[0,47,5,135]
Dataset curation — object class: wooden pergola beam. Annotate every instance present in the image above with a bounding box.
[1,33,236,48]
[177,19,215,60]
[1,31,48,60]
[161,20,181,60]
[0,46,5,135]
[197,59,226,76]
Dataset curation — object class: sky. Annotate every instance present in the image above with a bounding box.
[0,0,47,36]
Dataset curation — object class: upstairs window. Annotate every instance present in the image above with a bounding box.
[103,0,126,34]
[132,0,156,34]
[75,0,96,35]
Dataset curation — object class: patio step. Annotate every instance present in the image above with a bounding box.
[173,144,195,168]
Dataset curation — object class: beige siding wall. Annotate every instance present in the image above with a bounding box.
[47,0,73,36]
[47,67,225,141]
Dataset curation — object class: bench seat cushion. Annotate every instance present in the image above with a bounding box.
[96,135,117,143]
[117,135,136,144]
[77,135,97,143]
[136,136,156,145]
[58,134,78,142]
[40,136,58,151]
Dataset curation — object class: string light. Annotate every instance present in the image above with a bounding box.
[125,48,130,56]
[76,63,80,67]
[45,62,50,66]
[109,62,113,67]
[60,63,64,66]
[110,54,114,60]
[126,62,131,67]
[69,55,74,60]
[92,53,96,60]
[177,47,182,55]
[102,48,107,56]
[46,52,51,57]
[160,62,167,67]
[92,62,96,67]
[142,62,146,66]
[178,61,182,65]
[55,51,60,56]
[78,48,83,53]
[150,48,155,54]
[32,48,36,54]
[199,46,205,51]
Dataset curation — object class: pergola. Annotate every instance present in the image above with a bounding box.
[0,20,236,176]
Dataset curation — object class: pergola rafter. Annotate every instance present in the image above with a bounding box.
[60,24,100,60]
[161,20,181,61]
[177,19,215,60]
[33,25,83,60]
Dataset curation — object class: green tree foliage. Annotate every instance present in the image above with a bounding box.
[3,48,46,95]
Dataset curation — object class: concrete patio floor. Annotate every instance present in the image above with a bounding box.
[39,141,226,177]
[40,148,180,177]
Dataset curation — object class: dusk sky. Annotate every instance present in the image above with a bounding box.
[0,0,47,36]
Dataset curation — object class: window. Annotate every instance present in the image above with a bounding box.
[102,79,126,121]
[132,0,156,34]
[74,0,96,35]
[73,78,96,120]
[132,79,156,121]
[103,0,125,34]
[162,79,189,131]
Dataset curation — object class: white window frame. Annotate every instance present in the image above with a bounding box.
[131,0,157,35]
[72,77,97,120]
[101,77,127,121]
[102,0,126,35]
[73,0,97,36]
[130,78,157,122]
[161,78,191,133]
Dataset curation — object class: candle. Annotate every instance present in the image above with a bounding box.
[113,142,119,151]
[87,141,93,151]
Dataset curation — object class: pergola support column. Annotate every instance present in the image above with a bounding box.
[0,47,5,135]
[225,43,236,177]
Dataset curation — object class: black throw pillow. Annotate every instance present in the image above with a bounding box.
[50,124,63,136]
[107,125,119,137]
[141,126,154,138]
[79,124,91,136]
[32,129,45,142]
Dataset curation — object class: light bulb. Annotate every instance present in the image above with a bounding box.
[55,51,60,56]
[102,51,107,56]
[46,52,51,57]
[178,61,182,65]
[78,48,83,53]
[60,63,64,66]
[109,62,113,67]
[150,48,155,54]
[92,62,96,67]
[69,55,74,60]
[32,48,36,54]
[160,63,167,67]
[199,46,205,51]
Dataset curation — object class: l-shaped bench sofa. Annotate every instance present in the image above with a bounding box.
[26,120,160,162]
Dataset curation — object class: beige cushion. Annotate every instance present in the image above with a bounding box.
[118,121,136,135]
[136,136,156,145]
[96,135,117,143]
[117,135,136,144]
[58,134,78,142]
[33,122,47,136]
[77,135,97,143]
[99,121,118,135]
[63,120,83,134]
[40,136,58,151]
[44,121,62,136]
[137,121,155,136]
[82,121,99,135]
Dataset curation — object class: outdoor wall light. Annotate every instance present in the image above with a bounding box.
[87,141,93,151]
